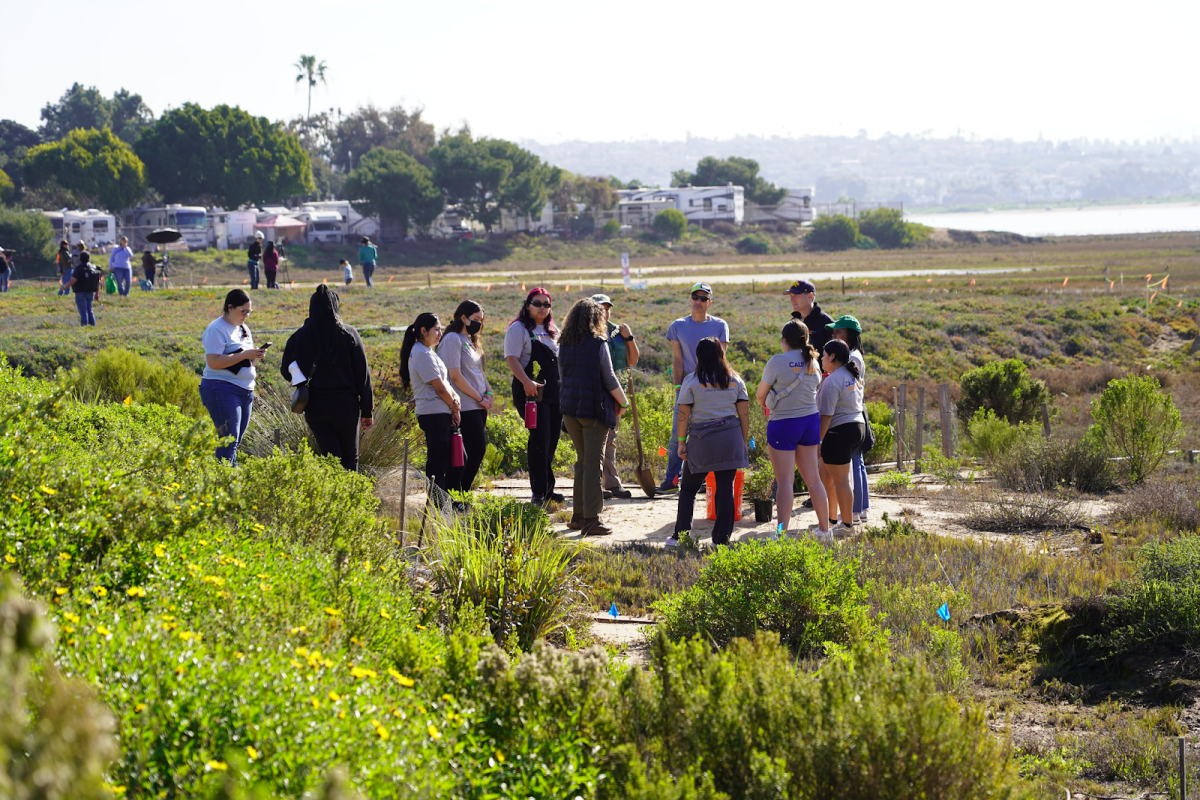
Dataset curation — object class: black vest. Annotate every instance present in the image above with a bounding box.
[559,337,616,428]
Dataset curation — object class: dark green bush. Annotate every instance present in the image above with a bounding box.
[806,214,858,250]
[71,346,203,418]
[453,491,551,541]
[1093,536,1200,655]
[654,539,881,655]
[857,207,930,248]
[1090,375,1182,484]
[991,433,1116,494]
[865,400,894,465]
[600,218,621,238]
[956,358,1049,424]
[735,232,774,255]
[652,209,688,239]
[964,408,1038,462]
[0,205,56,269]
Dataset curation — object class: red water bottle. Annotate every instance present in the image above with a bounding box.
[451,426,465,467]
[524,400,537,429]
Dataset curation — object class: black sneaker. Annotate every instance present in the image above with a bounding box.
[602,490,613,500]
[657,482,680,495]
[609,488,632,499]
[801,498,813,509]
[547,491,566,504]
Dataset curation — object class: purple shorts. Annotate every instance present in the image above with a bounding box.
[767,413,821,450]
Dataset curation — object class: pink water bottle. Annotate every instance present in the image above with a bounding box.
[524,400,537,429]
[451,426,465,467]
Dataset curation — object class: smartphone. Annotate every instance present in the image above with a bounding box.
[261,341,274,349]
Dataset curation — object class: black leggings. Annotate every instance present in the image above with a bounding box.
[305,409,361,471]
[448,409,487,493]
[675,463,737,545]
[418,413,453,494]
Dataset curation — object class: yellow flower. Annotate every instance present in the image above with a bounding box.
[323,607,342,617]
[135,703,148,712]
[289,659,303,669]
[373,722,389,740]
[3,554,15,564]
[427,723,441,740]
[295,647,309,658]
[337,711,346,719]
[39,485,57,495]
[259,582,272,592]
[200,575,225,587]
[96,625,112,636]
[205,760,227,771]
[57,552,71,562]
[126,586,146,598]
[363,560,371,573]
[104,783,127,795]
[309,697,321,709]
[256,573,269,579]
[174,665,185,676]
[153,544,167,558]
[63,612,80,624]
[350,666,376,680]
[328,691,341,702]
[290,626,307,635]
[234,651,245,660]
[379,609,392,620]
[441,694,454,703]
[246,746,259,761]
[92,586,108,597]
[62,625,75,634]
[9,494,22,503]
[389,670,415,687]
[55,587,68,596]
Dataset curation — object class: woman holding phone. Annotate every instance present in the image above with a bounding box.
[200,289,267,465]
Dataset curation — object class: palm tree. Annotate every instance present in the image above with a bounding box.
[294,55,328,123]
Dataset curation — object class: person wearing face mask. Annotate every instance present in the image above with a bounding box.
[439,300,493,494]
[401,312,461,495]
[504,287,562,507]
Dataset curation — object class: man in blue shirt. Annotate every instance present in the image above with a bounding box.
[358,237,378,287]
[660,282,730,492]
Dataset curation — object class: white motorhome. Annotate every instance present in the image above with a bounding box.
[207,209,259,250]
[618,197,676,227]
[61,209,119,248]
[744,187,816,225]
[620,185,744,225]
[497,202,553,235]
[295,207,345,243]
[41,211,65,244]
[295,201,380,241]
[121,205,208,250]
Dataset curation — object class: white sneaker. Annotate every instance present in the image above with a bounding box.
[830,522,856,538]
[813,529,834,544]
[664,535,680,548]
[769,528,787,541]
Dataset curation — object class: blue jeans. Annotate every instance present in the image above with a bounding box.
[58,272,71,295]
[663,397,684,488]
[74,292,96,326]
[112,267,132,296]
[199,379,254,465]
[0,270,9,292]
[361,261,375,287]
[852,450,870,514]
[247,261,260,290]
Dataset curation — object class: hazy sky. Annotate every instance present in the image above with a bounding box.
[3,0,1197,144]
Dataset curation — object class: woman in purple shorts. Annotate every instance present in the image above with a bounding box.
[756,320,830,538]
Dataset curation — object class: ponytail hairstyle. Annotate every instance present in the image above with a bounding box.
[400,312,440,389]
[694,336,737,390]
[781,320,820,375]
[822,339,861,381]
[446,299,484,349]
[264,240,276,257]
[222,289,250,315]
[512,287,558,338]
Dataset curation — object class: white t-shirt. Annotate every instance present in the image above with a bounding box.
[817,364,865,429]
[503,321,557,369]
[201,317,256,391]
[678,372,749,423]
[409,342,451,416]
[761,352,821,420]
[438,331,489,413]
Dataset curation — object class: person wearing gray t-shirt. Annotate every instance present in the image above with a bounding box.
[198,289,267,465]
[754,319,830,537]
[401,313,462,496]
[661,282,730,492]
[439,300,494,494]
[817,339,866,537]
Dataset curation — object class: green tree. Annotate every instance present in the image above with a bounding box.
[136,104,314,207]
[672,156,787,205]
[652,208,688,239]
[956,359,1049,425]
[343,148,443,238]
[1090,375,1182,484]
[806,214,858,250]
[857,207,930,248]
[293,55,328,123]
[431,133,557,232]
[38,83,154,145]
[551,173,618,212]
[23,128,146,211]
[0,169,12,204]
[0,120,42,196]
[332,105,436,172]
[0,207,56,272]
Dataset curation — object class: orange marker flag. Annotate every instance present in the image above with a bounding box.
[1150,291,1158,303]
[291,281,295,287]
[243,278,248,284]
[1161,276,1169,288]
[201,277,208,284]
[388,275,394,283]
[322,278,327,284]
[926,278,933,284]
[1062,277,1069,287]
[1146,274,1153,282]
[521,283,526,291]
[565,284,570,292]
[1109,280,1115,289]
[486,284,492,292]
[657,446,668,457]
[970,278,976,286]
[122,395,133,406]
[862,279,869,285]
[1178,301,1184,308]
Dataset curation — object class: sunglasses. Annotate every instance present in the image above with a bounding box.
[529,300,552,309]
[690,293,712,302]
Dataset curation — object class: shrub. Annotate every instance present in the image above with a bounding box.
[0,205,56,269]
[806,214,858,250]
[710,220,738,236]
[857,207,930,248]
[964,408,1037,462]
[1109,473,1200,532]
[652,209,688,239]
[743,468,774,500]
[599,218,621,238]
[71,347,204,418]
[876,471,912,493]
[1090,375,1182,484]
[574,543,706,617]
[654,539,881,655]
[956,358,1049,424]
[1093,536,1200,655]
[735,232,774,255]
[959,487,1091,532]
[991,434,1116,494]
[482,406,573,476]
[864,400,894,465]
[453,491,551,541]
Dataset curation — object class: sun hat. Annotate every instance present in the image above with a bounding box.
[786,279,816,295]
[826,315,863,333]
[254,231,264,239]
[590,293,613,306]
[690,282,714,297]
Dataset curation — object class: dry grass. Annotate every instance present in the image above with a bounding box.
[959,487,1094,533]
[1109,473,1200,533]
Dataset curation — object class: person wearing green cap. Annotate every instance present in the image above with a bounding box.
[827,314,870,524]
[591,294,639,499]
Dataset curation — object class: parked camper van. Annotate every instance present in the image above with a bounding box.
[298,201,379,241]
[63,209,119,249]
[620,186,744,226]
[296,207,345,243]
[207,209,259,250]
[121,205,208,251]
[41,211,64,243]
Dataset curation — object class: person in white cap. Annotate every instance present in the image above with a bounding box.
[591,293,640,499]
[246,231,264,290]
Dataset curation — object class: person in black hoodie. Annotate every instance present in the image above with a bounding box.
[785,279,834,356]
[281,285,374,471]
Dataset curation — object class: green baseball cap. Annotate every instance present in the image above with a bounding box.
[826,315,862,333]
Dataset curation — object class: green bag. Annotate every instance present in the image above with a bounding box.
[104,271,117,295]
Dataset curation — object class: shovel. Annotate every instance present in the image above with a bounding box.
[626,373,657,498]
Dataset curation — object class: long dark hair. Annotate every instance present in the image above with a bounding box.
[837,327,862,353]
[694,336,737,390]
[264,240,276,258]
[400,312,440,389]
[823,339,861,380]
[558,298,606,347]
[512,287,558,337]
[308,284,349,362]
[781,320,820,375]
[445,299,483,349]
[222,289,250,315]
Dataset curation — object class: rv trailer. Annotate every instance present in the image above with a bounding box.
[121,205,208,251]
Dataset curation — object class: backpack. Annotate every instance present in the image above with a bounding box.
[76,262,102,293]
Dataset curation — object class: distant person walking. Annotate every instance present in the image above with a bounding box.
[401,313,461,496]
[64,251,102,326]
[558,298,629,536]
[669,337,749,547]
[817,339,865,537]
[142,250,157,288]
[660,283,730,493]
[827,315,870,524]
[0,249,11,293]
[438,300,493,494]
[109,236,134,296]
[504,288,563,507]
[341,259,353,285]
[785,279,835,358]
[199,289,265,465]
[262,240,280,289]
[358,237,378,287]
[246,232,263,290]
[281,285,375,471]
[56,241,72,296]
[592,293,639,499]
[755,320,829,538]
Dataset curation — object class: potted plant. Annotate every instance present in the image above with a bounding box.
[744,469,775,523]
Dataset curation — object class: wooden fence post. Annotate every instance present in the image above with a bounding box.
[398,439,410,547]
[896,384,908,471]
[915,386,925,465]
[938,383,953,459]
[273,427,282,451]
[1040,402,1051,437]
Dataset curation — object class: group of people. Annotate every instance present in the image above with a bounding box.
[51,238,163,326]
[245,234,378,291]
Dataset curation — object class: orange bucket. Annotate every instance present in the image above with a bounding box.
[705,469,745,521]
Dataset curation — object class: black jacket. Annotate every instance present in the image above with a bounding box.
[559,337,617,429]
[796,301,835,355]
[247,241,262,263]
[281,321,374,417]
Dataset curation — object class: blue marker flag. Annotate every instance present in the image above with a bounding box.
[936,603,950,621]
[749,437,756,450]
[609,602,619,619]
